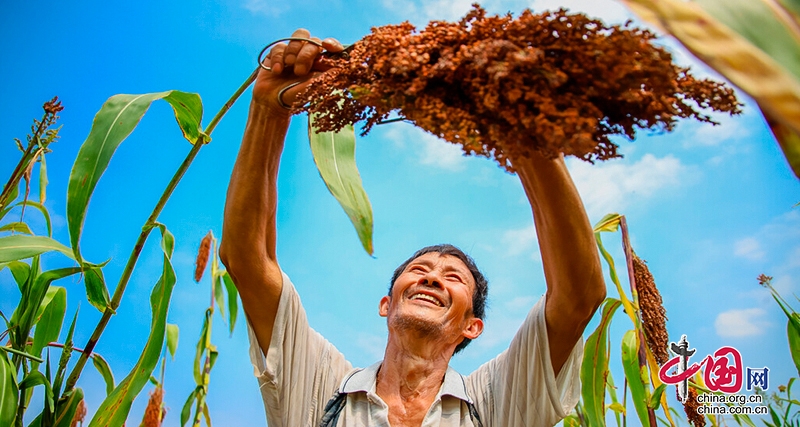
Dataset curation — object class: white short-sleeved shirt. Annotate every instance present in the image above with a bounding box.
[248,272,583,427]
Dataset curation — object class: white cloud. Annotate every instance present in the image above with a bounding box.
[566,154,685,218]
[685,114,749,148]
[714,308,769,338]
[355,333,386,362]
[242,0,286,16]
[734,237,765,261]
[529,0,634,24]
[502,224,537,256]
[384,126,467,171]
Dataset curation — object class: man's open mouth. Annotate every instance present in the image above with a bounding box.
[409,292,444,307]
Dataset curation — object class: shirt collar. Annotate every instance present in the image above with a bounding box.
[340,361,472,403]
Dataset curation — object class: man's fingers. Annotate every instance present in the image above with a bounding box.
[322,38,344,53]
[293,37,322,75]
[268,44,286,74]
[284,28,311,67]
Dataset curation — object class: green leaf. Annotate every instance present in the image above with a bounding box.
[67,91,203,264]
[89,223,177,426]
[92,353,115,396]
[6,260,30,291]
[53,308,79,400]
[581,298,622,427]
[149,376,159,387]
[12,200,52,237]
[221,271,239,335]
[84,265,111,313]
[608,402,626,414]
[214,273,226,323]
[53,388,84,427]
[622,329,652,427]
[0,221,33,235]
[788,315,800,376]
[33,284,64,325]
[181,386,201,427]
[194,310,211,385]
[19,268,82,347]
[39,152,48,204]
[167,323,179,359]
[0,234,73,263]
[20,370,54,411]
[593,213,621,233]
[32,286,66,360]
[0,351,18,427]
[308,114,374,255]
[649,384,667,410]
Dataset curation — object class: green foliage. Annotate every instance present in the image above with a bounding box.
[66,91,204,264]
[581,298,622,426]
[0,351,18,427]
[89,224,176,426]
[309,113,374,255]
[621,330,653,427]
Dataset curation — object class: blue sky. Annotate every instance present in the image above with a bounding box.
[2,0,799,425]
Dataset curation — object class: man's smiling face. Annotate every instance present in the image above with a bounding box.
[380,252,483,349]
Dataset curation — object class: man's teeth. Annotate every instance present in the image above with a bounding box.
[410,294,443,307]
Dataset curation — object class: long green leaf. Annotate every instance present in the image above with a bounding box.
[92,353,115,396]
[622,329,652,427]
[12,200,52,237]
[167,323,179,359]
[181,386,201,427]
[84,265,111,313]
[581,298,622,427]
[309,114,374,255]
[53,388,84,427]
[788,315,800,376]
[32,286,66,360]
[0,234,73,263]
[221,271,238,335]
[0,221,33,235]
[214,273,226,323]
[20,370,54,411]
[0,351,18,427]
[6,260,30,291]
[194,310,211,385]
[67,91,203,263]
[89,223,177,426]
[19,268,82,346]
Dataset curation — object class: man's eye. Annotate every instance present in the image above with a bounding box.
[447,274,464,283]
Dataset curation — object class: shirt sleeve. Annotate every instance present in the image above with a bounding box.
[247,271,353,427]
[465,294,583,427]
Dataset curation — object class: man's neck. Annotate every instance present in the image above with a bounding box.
[375,337,455,426]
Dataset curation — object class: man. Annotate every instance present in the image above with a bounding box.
[220,29,606,427]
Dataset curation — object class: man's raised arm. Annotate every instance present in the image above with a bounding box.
[219,30,343,354]
[512,151,606,376]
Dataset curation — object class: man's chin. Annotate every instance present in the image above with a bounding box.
[392,312,444,336]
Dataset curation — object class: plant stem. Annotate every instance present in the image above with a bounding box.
[620,216,657,427]
[0,111,48,211]
[194,248,217,427]
[63,70,260,394]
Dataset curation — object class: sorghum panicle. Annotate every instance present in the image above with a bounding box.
[298,5,741,172]
[633,252,669,365]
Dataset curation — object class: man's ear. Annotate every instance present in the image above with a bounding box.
[379,295,390,317]
[463,317,484,340]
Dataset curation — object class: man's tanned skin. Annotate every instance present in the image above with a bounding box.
[220,28,606,427]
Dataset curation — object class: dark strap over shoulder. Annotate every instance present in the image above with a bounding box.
[318,390,484,427]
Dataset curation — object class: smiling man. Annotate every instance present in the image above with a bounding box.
[220,29,606,427]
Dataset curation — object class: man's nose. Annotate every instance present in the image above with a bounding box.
[419,272,444,289]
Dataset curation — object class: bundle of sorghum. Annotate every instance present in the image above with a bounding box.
[299,5,741,171]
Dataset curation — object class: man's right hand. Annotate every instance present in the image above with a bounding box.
[253,28,343,112]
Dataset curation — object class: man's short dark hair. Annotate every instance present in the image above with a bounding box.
[389,244,488,354]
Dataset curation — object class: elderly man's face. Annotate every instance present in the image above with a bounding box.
[380,252,483,348]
